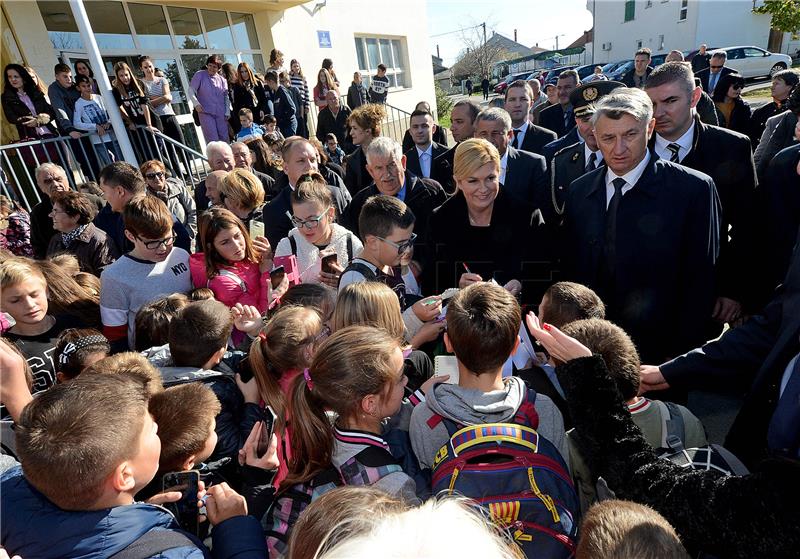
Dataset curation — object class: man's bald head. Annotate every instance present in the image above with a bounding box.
[326,90,340,110]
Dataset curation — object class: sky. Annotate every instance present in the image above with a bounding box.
[427,0,595,66]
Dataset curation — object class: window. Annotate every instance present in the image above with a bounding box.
[201,9,234,50]
[659,34,665,50]
[679,0,688,20]
[727,48,744,60]
[230,13,259,50]
[129,3,172,50]
[239,53,266,74]
[636,40,643,49]
[84,1,135,50]
[745,47,766,58]
[354,36,408,89]
[624,0,635,22]
[168,6,205,49]
[38,0,84,50]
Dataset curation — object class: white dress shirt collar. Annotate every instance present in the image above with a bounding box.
[500,148,509,184]
[654,123,695,163]
[605,151,651,206]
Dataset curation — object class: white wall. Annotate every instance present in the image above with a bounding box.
[260,0,435,115]
[2,1,55,84]
[695,1,772,50]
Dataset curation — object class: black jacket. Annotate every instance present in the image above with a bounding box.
[650,117,758,309]
[1,88,59,139]
[661,222,800,468]
[403,141,449,180]
[424,189,552,304]
[268,85,296,133]
[562,154,721,363]
[232,81,271,122]
[347,82,368,109]
[93,203,192,255]
[548,141,604,225]
[315,105,352,150]
[431,144,458,194]
[538,103,575,138]
[749,100,786,147]
[262,171,351,249]
[502,146,549,213]
[343,146,370,196]
[560,355,800,558]
[620,66,653,88]
[541,127,580,164]
[516,123,557,156]
[402,126,448,153]
[696,66,736,94]
[717,97,753,139]
[340,173,446,251]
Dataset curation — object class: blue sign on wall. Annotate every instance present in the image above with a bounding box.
[317,30,332,48]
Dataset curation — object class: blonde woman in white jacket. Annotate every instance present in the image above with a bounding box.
[274,173,362,287]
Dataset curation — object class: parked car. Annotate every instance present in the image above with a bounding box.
[493,71,531,94]
[607,60,633,81]
[600,60,627,75]
[525,70,546,83]
[718,45,792,78]
[575,63,599,81]
[543,65,578,85]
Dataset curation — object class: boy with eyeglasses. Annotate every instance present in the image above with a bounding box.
[100,195,191,351]
[338,195,442,337]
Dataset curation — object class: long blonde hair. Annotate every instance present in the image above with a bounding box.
[332,282,405,343]
[113,61,145,98]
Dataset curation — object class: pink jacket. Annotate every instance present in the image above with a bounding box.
[190,253,270,312]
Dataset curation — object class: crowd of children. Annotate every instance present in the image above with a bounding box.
[1,132,798,558]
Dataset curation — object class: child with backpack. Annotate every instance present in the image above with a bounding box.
[191,207,274,343]
[409,282,576,558]
[265,325,421,558]
[273,173,362,288]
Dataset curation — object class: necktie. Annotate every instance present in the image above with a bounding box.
[767,354,800,458]
[563,109,572,129]
[666,143,681,163]
[586,152,598,172]
[512,129,521,149]
[709,72,719,93]
[600,178,626,288]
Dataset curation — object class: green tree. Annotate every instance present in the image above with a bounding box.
[435,82,453,123]
[753,0,800,35]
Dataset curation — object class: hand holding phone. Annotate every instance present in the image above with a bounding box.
[249,219,265,241]
[320,252,339,275]
[256,406,277,459]
[162,470,201,536]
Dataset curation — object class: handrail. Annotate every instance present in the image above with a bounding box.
[305,95,414,144]
[0,126,209,212]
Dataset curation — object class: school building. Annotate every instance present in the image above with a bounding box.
[1,0,435,150]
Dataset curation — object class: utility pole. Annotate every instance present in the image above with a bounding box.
[482,22,487,46]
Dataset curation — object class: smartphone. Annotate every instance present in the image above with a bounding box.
[270,265,285,289]
[249,219,265,240]
[256,406,277,459]
[162,470,200,536]
[320,253,338,275]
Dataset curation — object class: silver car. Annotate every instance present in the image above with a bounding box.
[720,46,792,79]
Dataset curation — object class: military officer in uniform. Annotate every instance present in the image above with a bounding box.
[547,80,624,224]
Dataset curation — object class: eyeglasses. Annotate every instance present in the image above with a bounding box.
[710,65,723,70]
[288,207,330,230]
[144,171,165,180]
[136,234,177,250]
[376,233,417,255]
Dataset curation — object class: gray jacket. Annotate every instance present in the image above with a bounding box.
[409,375,568,471]
[148,177,197,238]
[47,81,79,134]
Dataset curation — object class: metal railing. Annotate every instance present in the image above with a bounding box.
[305,96,413,144]
[0,127,209,212]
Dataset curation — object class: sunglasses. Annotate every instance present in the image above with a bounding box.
[145,171,165,180]
[710,65,723,70]
[376,233,417,255]
[136,234,177,250]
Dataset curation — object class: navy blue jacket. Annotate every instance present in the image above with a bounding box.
[502,146,549,215]
[542,127,580,165]
[562,153,721,363]
[269,85,297,137]
[1,466,266,559]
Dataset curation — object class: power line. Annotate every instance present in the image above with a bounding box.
[429,23,483,38]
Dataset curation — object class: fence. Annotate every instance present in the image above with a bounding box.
[0,127,208,212]
[305,96,412,145]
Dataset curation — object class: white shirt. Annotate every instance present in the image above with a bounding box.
[584,143,603,168]
[605,151,651,208]
[500,148,509,184]
[416,143,433,178]
[654,123,695,163]
[513,120,529,149]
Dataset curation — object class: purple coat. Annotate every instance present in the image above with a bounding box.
[190,70,228,117]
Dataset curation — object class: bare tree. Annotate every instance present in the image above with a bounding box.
[450,22,511,80]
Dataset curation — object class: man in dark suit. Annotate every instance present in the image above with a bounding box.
[645,62,759,320]
[341,136,446,266]
[504,80,557,156]
[231,141,279,201]
[621,47,654,89]
[642,224,800,466]
[262,138,351,248]
[316,91,352,152]
[404,110,448,180]
[474,107,548,212]
[431,99,480,193]
[561,87,720,365]
[193,141,234,212]
[539,70,580,138]
[695,50,735,95]
[690,43,711,74]
[547,80,625,223]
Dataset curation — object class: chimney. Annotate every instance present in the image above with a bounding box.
[514,29,517,42]
[436,44,440,58]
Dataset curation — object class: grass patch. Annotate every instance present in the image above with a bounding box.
[743,86,771,99]
[439,112,451,128]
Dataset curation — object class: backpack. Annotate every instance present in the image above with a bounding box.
[428,389,579,558]
[654,400,750,476]
[265,445,403,559]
